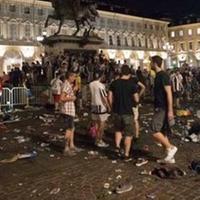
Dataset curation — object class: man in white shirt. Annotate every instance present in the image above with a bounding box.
[89,72,110,147]
[50,74,63,112]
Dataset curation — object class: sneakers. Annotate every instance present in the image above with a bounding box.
[95,140,109,148]
[116,183,133,194]
[157,146,178,164]
[115,147,124,157]
[135,158,148,167]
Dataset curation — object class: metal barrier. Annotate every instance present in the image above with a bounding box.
[1,88,11,107]
[0,87,29,109]
[0,86,53,109]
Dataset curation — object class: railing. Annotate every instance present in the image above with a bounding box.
[0,86,53,110]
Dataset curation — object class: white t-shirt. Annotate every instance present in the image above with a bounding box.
[50,78,63,95]
[89,80,107,114]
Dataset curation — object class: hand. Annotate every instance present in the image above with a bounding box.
[168,110,174,121]
[71,96,76,101]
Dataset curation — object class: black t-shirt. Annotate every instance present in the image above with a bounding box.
[154,71,171,109]
[109,78,137,115]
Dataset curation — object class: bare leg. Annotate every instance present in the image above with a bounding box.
[70,130,75,149]
[124,136,133,157]
[153,132,172,149]
[134,120,140,138]
[98,121,106,141]
[115,132,122,148]
[64,130,72,151]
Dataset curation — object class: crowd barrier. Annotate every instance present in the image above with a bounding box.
[0,86,53,109]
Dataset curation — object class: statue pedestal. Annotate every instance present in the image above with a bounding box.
[42,35,104,54]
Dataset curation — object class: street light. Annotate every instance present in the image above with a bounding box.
[163,42,174,68]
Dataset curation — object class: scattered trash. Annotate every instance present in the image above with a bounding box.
[135,158,149,167]
[13,129,21,133]
[14,136,30,144]
[104,183,110,189]
[112,160,117,164]
[0,151,37,164]
[108,191,112,195]
[88,151,99,156]
[18,183,23,186]
[50,188,60,195]
[50,154,55,158]
[2,137,7,141]
[83,113,89,117]
[40,143,50,147]
[140,170,151,175]
[43,131,49,135]
[115,183,133,194]
[146,193,156,199]
[116,175,122,180]
[176,109,192,117]
[115,169,122,173]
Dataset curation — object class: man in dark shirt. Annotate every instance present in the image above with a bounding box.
[108,65,139,161]
[151,56,177,164]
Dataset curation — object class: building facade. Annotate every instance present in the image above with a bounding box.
[169,23,200,68]
[0,0,169,75]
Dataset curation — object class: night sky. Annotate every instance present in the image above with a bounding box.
[98,0,200,22]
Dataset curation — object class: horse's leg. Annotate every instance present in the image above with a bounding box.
[73,20,80,36]
[54,18,64,35]
[45,15,55,28]
[45,15,50,28]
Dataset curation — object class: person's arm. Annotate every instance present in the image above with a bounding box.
[137,81,146,97]
[60,91,76,102]
[133,92,139,105]
[108,90,113,111]
[164,85,174,120]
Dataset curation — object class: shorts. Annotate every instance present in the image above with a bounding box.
[53,94,60,103]
[91,113,110,122]
[62,114,75,131]
[113,114,134,137]
[132,106,139,120]
[151,108,171,136]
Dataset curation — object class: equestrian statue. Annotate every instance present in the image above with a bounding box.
[45,0,99,36]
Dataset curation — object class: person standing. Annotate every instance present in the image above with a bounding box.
[150,56,178,164]
[108,65,139,161]
[50,74,63,112]
[89,72,110,147]
[60,71,81,156]
[171,70,183,108]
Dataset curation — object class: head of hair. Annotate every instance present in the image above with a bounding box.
[151,56,163,68]
[65,71,76,79]
[121,65,131,76]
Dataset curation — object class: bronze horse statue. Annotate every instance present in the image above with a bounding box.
[45,0,99,36]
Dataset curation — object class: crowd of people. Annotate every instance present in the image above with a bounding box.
[1,50,200,167]
[48,51,200,166]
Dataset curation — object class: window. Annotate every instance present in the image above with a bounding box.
[138,38,142,47]
[188,29,192,36]
[189,42,193,50]
[171,31,175,38]
[145,24,147,29]
[180,43,185,51]
[131,37,135,47]
[125,37,128,46]
[24,7,30,14]
[109,35,113,46]
[117,35,121,46]
[197,28,200,35]
[25,24,31,39]
[38,9,43,16]
[38,26,42,36]
[9,5,16,12]
[197,41,200,49]
[10,23,17,40]
[179,30,184,36]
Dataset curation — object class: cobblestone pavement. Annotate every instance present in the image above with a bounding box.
[0,105,200,200]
